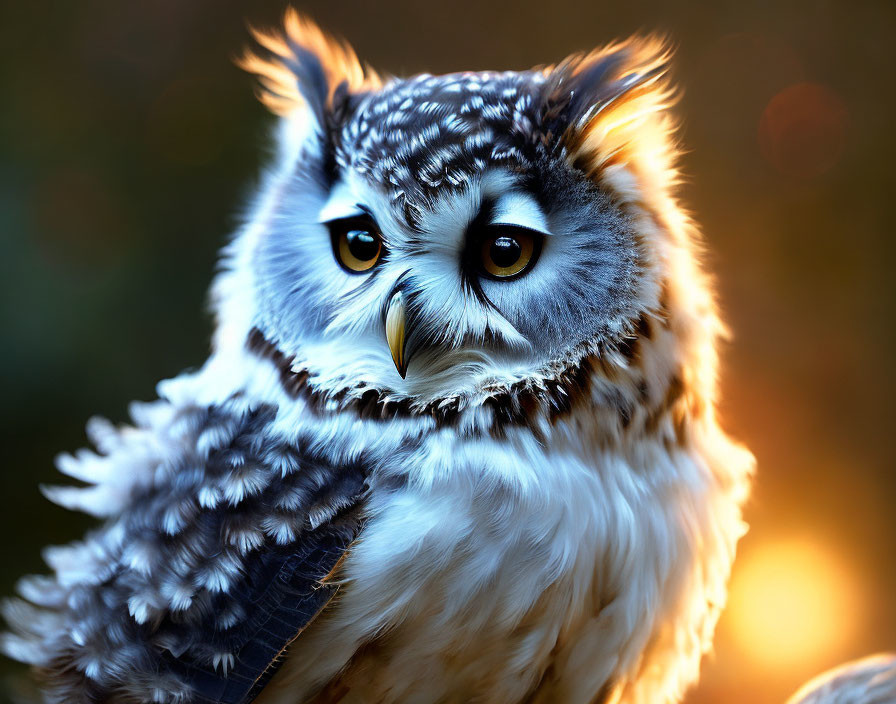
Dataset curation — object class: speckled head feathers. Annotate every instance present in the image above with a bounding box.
[240,12,674,219]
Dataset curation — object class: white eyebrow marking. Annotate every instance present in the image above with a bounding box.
[318,180,365,222]
[490,191,551,234]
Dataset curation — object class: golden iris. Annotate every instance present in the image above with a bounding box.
[480,229,540,279]
[334,224,382,273]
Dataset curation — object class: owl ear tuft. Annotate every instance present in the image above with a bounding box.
[237,10,380,127]
[539,36,676,176]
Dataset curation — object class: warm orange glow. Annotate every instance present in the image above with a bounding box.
[725,539,860,671]
[238,9,381,116]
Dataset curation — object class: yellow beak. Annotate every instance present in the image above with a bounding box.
[384,289,408,378]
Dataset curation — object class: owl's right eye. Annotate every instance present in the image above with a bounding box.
[328,216,383,273]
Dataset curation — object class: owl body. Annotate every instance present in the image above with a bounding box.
[254,402,740,704]
[2,13,752,704]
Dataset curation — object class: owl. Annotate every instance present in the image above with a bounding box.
[787,655,896,704]
[2,12,755,704]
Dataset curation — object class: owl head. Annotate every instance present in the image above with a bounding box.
[211,11,719,429]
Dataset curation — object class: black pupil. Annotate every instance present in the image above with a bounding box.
[490,236,522,268]
[346,229,379,261]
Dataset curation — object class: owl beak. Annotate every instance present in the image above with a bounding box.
[384,289,408,378]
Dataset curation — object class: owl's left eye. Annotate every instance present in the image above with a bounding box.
[328,216,383,273]
[478,226,543,280]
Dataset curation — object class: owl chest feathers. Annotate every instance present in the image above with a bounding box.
[254,397,725,704]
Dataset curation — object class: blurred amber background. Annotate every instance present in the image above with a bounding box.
[0,1,893,702]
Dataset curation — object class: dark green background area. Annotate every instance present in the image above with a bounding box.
[0,2,893,703]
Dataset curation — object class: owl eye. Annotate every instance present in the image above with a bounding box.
[328,216,383,273]
[478,226,543,280]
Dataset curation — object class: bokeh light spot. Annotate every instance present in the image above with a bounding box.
[759,82,848,178]
[726,539,860,671]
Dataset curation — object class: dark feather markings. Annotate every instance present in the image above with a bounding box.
[245,327,653,439]
[11,399,371,704]
[166,510,362,704]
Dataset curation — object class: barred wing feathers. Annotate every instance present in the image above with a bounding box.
[1,395,369,704]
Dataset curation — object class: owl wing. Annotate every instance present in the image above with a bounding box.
[163,516,361,704]
[2,396,369,704]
